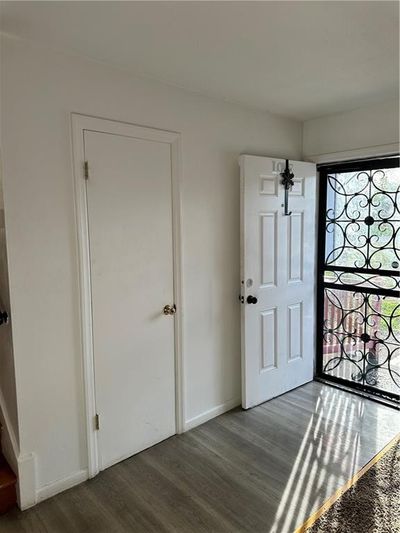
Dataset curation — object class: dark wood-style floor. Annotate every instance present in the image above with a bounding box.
[1,381,399,533]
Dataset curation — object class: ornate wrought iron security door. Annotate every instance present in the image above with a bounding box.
[317,157,400,402]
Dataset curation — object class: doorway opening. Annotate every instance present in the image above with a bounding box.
[316,157,400,403]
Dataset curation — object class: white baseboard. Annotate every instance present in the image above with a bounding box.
[17,452,36,510]
[36,469,88,503]
[15,397,240,508]
[27,397,239,506]
[184,397,241,431]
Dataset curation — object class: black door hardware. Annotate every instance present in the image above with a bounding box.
[246,295,258,304]
[280,159,294,216]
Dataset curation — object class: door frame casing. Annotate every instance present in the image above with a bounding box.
[71,113,185,477]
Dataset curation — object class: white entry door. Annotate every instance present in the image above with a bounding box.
[240,155,316,409]
[84,128,176,470]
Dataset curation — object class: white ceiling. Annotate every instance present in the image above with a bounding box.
[1,1,398,120]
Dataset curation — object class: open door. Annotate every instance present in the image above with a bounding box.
[240,155,316,408]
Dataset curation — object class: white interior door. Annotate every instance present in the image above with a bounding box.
[240,155,316,409]
[85,129,176,470]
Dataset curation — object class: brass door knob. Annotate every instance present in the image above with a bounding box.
[163,304,176,315]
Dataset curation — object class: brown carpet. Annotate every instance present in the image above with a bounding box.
[307,440,400,533]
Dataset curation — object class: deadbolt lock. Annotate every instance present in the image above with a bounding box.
[163,304,176,315]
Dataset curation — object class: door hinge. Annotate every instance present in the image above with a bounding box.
[84,161,89,180]
[94,414,100,430]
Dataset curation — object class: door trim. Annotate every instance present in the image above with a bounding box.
[71,113,185,477]
[307,143,399,165]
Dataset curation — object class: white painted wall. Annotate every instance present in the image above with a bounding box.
[0,35,302,499]
[303,99,399,160]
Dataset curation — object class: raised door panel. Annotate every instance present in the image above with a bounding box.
[260,213,277,288]
[288,212,304,284]
[261,308,278,372]
[288,303,303,362]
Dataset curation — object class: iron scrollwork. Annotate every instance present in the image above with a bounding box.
[325,169,400,270]
[322,286,400,395]
[280,159,294,216]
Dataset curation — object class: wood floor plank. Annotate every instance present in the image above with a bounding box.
[0,382,398,533]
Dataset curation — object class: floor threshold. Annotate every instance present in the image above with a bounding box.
[314,377,399,410]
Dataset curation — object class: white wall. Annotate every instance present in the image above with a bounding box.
[303,99,399,160]
[0,34,302,499]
